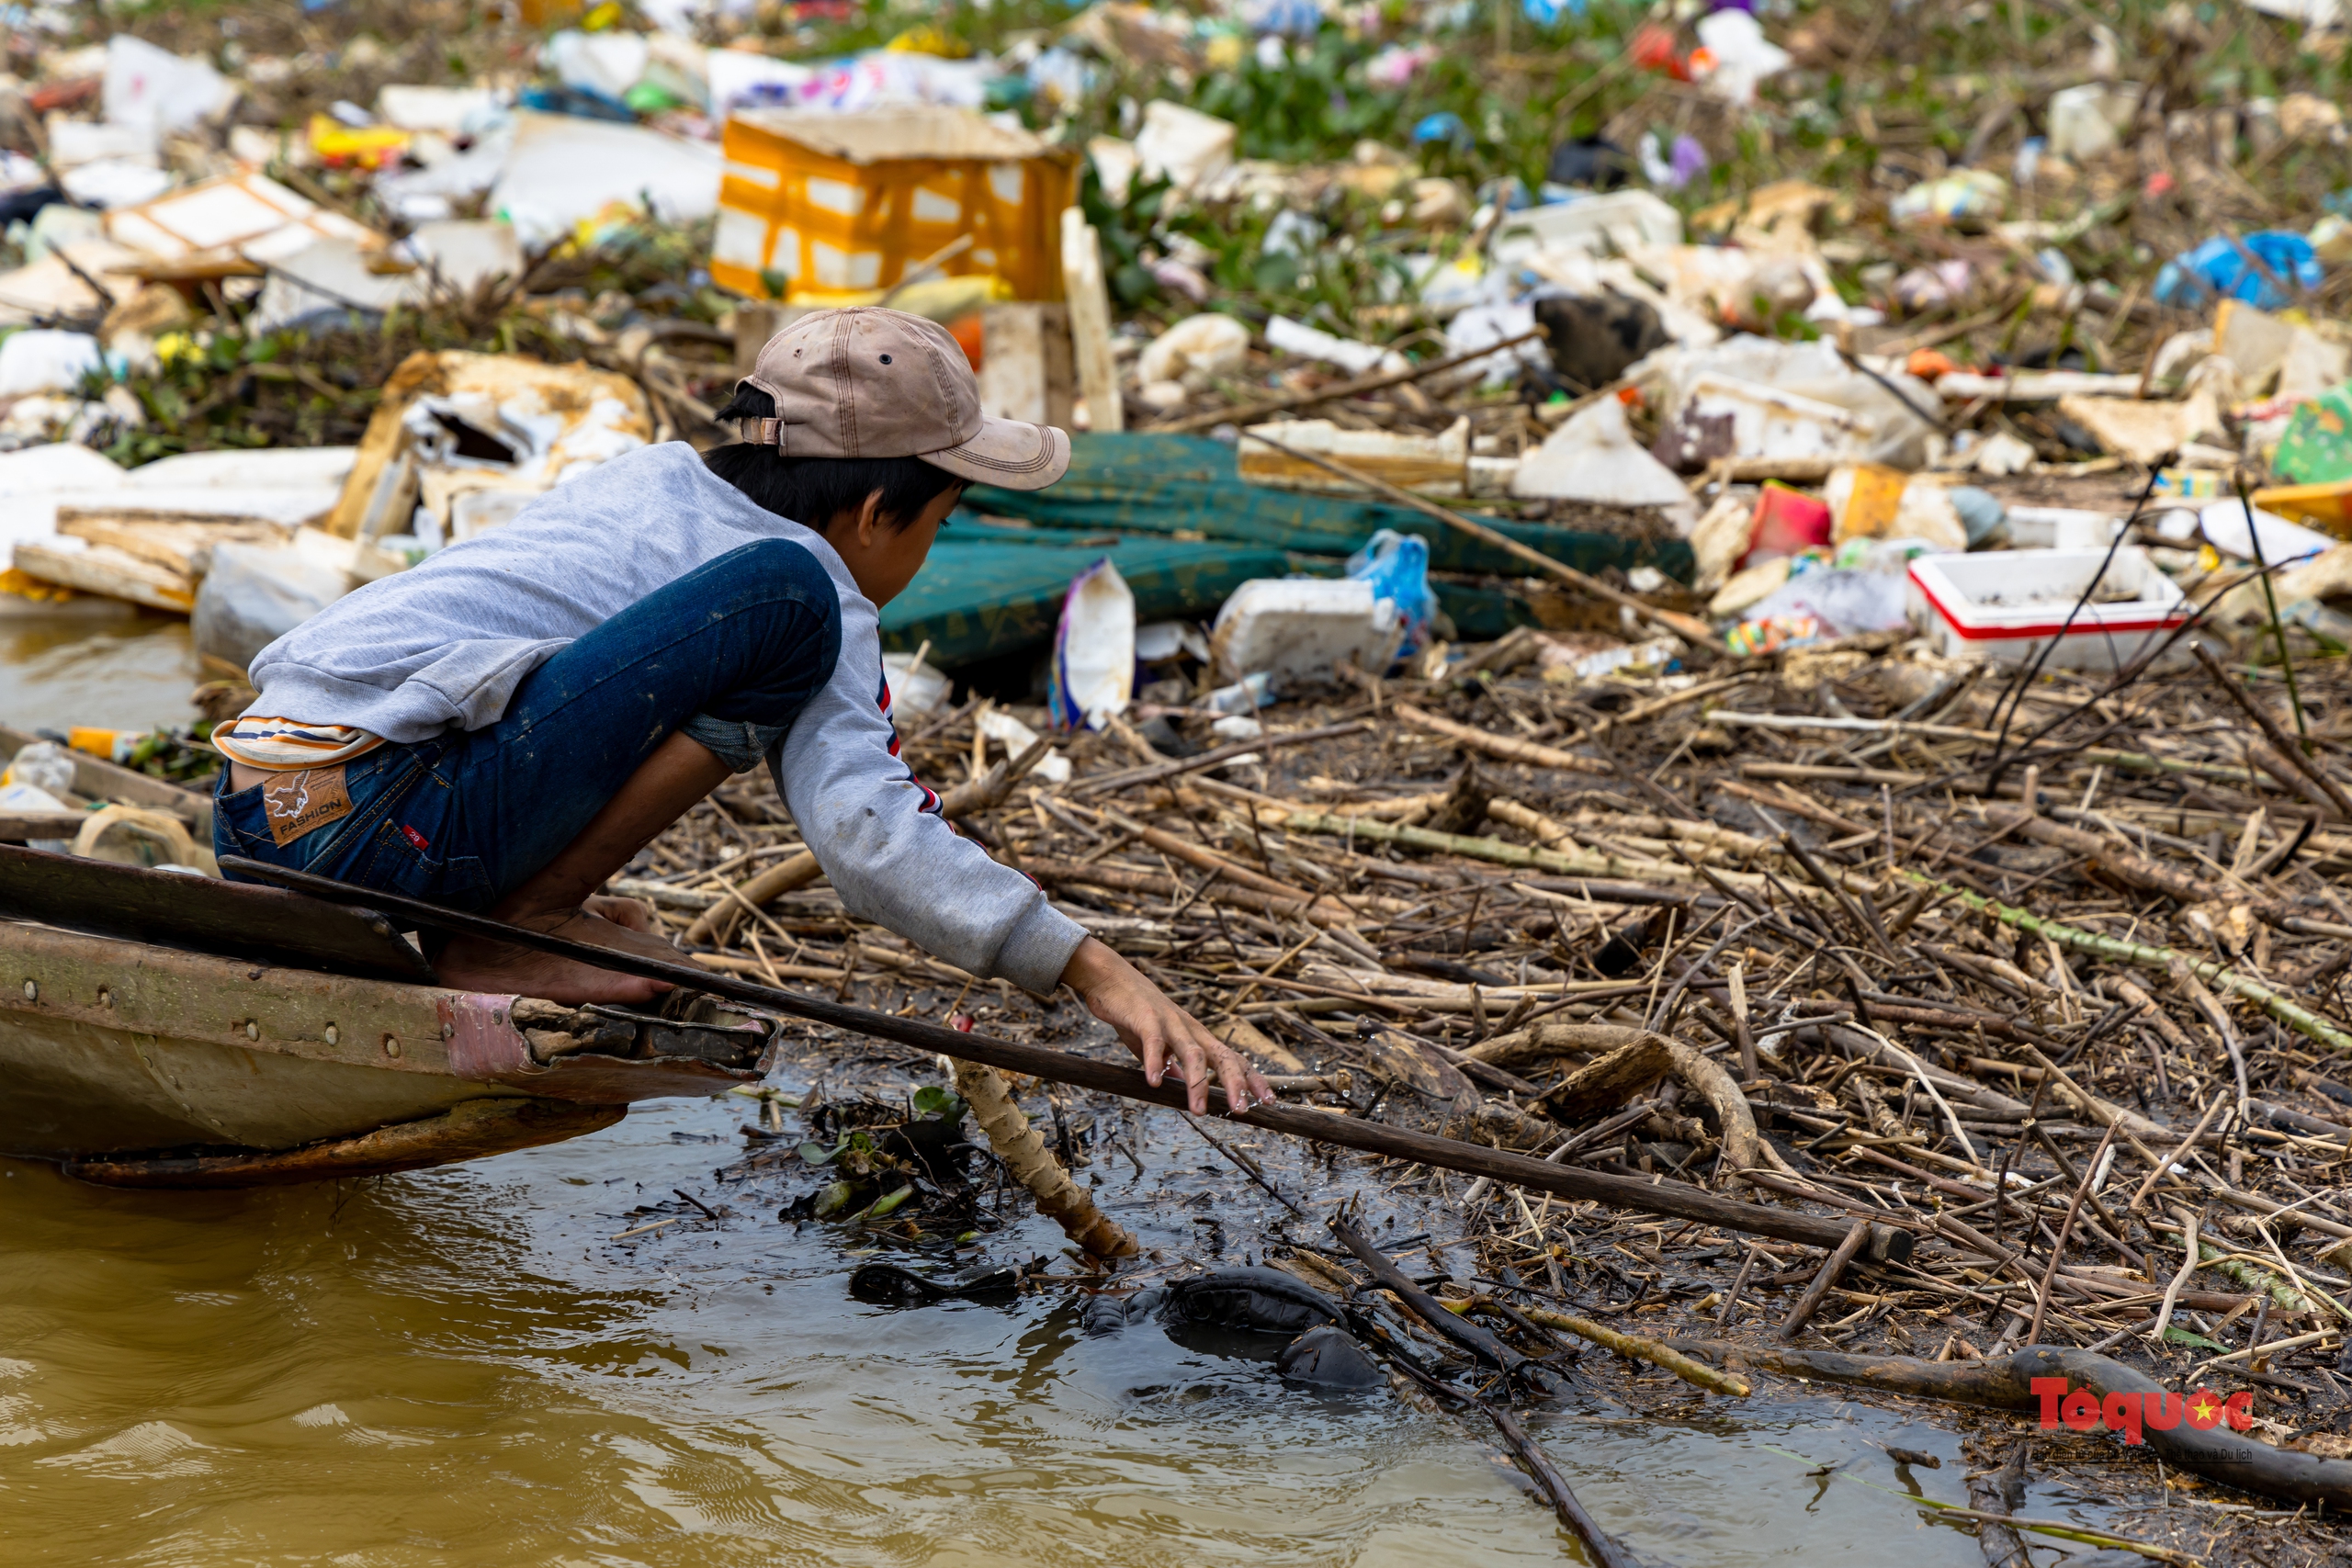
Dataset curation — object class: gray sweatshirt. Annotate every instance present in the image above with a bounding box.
[243,441,1086,995]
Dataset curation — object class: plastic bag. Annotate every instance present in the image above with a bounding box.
[1741,568,1912,637]
[2154,233,2322,312]
[1046,558,1136,731]
[2,740,77,796]
[1344,529,1436,657]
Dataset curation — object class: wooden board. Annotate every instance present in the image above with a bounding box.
[0,842,435,983]
[56,511,290,580]
[0,811,86,841]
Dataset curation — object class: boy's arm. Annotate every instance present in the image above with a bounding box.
[771,603,1268,1111]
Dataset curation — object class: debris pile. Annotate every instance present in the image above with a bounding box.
[610,615,2352,1561]
[9,0,2352,1553]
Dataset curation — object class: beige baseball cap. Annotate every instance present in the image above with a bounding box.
[741,306,1070,491]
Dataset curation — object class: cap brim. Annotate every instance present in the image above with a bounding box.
[921,417,1071,491]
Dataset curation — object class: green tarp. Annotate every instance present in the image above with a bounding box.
[881,521,1290,668]
[967,433,1694,581]
[883,433,1691,668]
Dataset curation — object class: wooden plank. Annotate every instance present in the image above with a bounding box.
[0,811,85,840]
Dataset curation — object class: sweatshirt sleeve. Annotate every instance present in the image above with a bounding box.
[770,589,1086,996]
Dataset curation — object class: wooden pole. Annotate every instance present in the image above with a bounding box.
[1152,329,1549,434]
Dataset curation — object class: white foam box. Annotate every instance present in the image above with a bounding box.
[1906,547,2190,671]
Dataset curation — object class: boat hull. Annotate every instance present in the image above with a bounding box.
[1,923,770,1175]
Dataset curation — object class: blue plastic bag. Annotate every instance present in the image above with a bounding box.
[1413,111,1469,145]
[1344,530,1436,660]
[2152,232,2323,311]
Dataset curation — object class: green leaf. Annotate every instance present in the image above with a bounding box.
[797,1140,840,1167]
[911,1086,967,1122]
[865,1184,917,1220]
[2162,1326,2231,1351]
[810,1180,857,1219]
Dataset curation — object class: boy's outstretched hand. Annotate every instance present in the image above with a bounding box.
[1059,937,1272,1115]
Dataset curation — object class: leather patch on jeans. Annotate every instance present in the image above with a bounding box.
[260,766,352,847]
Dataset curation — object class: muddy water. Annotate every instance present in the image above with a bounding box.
[1,611,198,736]
[0,1087,2131,1568]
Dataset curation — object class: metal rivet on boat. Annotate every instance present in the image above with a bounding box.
[442,1022,454,1039]
[96,987,110,1008]
[245,1020,259,1041]
[324,1024,339,1046]
[383,1034,401,1058]
[21,980,34,1001]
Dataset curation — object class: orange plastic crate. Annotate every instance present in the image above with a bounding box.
[711,107,1076,304]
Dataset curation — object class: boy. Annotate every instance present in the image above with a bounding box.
[213,307,1269,1115]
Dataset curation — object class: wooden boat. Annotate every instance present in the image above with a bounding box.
[0,735,773,1187]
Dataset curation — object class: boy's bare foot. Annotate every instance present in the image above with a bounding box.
[434,901,683,1005]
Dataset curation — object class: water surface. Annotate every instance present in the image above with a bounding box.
[1,611,198,737]
[0,1090,2127,1567]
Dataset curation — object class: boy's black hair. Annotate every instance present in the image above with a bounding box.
[704,382,963,532]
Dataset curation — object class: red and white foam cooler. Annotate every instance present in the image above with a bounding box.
[1905,547,2191,671]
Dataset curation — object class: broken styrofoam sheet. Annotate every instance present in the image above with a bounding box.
[2055,391,2225,466]
[1266,314,1408,378]
[44,118,156,171]
[1135,100,1238,195]
[375,85,503,136]
[329,351,654,540]
[395,220,525,293]
[0,442,125,560]
[1511,397,1693,508]
[1489,189,1683,271]
[1088,135,1142,208]
[372,124,515,223]
[246,238,424,334]
[58,159,175,210]
[2278,328,2352,405]
[0,444,350,566]
[380,356,655,540]
[486,111,720,250]
[126,446,358,492]
[245,224,522,335]
[1642,335,1940,468]
[1239,415,1471,497]
[974,706,1073,784]
[0,239,152,329]
[105,172,383,265]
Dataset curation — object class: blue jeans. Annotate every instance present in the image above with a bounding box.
[215,538,842,911]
